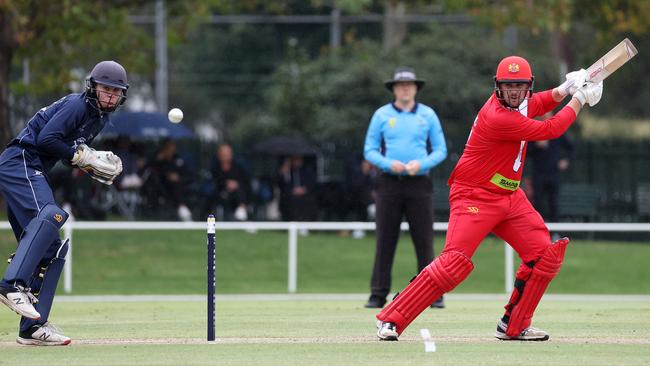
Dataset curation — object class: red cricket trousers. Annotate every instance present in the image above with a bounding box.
[442,183,551,263]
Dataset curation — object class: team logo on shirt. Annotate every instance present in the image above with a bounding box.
[489,173,520,191]
[54,214,63,223]
[467,206,479,215]
[389,118,396,128]
[508,63,520,73]
[33,170,43,176]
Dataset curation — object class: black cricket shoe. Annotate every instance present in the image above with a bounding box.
[364,295,386,308]
[430,296,445,309]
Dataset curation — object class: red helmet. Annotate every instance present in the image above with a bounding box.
[495,56,533,83]
[494,55,534,102]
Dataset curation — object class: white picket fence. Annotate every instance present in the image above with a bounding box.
[1,221,649,294]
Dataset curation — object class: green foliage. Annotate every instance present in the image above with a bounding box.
[6,1,150,95]
[243,23,559,150]
[3,0,649,149]
[309,0,373,13]
[574,0,650,41]
[267,44,321,136]
[169,22,284,134]
[444,0,650,40]
[253,39,387,145]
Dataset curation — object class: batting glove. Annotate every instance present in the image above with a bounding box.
[557,69,588,97]
[574,81,603,107]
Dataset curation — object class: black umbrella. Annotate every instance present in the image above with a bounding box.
[253,136,319,156]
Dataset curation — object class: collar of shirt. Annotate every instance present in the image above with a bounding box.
[391,102,418,114]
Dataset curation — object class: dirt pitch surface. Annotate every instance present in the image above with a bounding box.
[2,335,649,347]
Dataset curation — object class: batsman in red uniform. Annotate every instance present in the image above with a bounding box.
[375,55,603,341]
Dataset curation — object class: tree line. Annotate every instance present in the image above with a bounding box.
[1,0,648,149]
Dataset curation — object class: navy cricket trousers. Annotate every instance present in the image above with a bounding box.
[0,146,60,268]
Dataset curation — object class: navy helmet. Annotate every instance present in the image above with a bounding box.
[85,60,129,113]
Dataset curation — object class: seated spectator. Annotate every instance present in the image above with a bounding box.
[345,155,378,238]
[210,143,252,221]
[49,165,106,220]
[112,135,146,190]
[277,155,317,223]
[143,138,193,221]
[346,155,378,220]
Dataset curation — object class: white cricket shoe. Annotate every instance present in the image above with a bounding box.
[17,322,71,346]
[0,285,40,320]
[495,319,549,341]
[376,320,399,341]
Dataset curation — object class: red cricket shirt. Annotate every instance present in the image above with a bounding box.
[449,90,577,194]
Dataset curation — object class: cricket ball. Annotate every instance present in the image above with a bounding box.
[168,108,184,123]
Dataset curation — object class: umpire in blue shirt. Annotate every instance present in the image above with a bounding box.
[363,67,447,309]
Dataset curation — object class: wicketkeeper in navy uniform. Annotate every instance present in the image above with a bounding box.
[0,61,128,346]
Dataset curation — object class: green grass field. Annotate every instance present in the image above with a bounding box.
[2,229,648,295]
[0,229,649,364]
[1,298,649,366]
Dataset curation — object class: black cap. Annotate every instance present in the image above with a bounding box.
[384,67,425,91]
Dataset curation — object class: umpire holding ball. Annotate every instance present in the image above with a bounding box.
[363,67,447,309]
[0,60,127,346]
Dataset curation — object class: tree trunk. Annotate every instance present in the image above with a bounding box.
[382,0,407,52]
[0,9,16,147]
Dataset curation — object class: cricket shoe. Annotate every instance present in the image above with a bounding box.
[494,319,549,341]
[0,284,40,319]
[430,296,445,309]
[17,322,71,346]
[376,320,398,341]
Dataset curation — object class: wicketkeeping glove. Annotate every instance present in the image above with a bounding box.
[574,81,603,107]
[557,69,588,97]
[71,144,123,185]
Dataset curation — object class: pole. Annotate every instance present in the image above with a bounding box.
[288,223,298,293]
[207,214,216,342]
[155,0,168,112]
[63,215,74,293]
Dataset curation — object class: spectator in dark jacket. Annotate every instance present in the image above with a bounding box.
[345,155,378,238]
[527,135,575,224]
[277,155,317,222]
[146,138,192,221]
[211,143,252,221]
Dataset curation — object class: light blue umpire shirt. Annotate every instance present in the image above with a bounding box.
[364,102,447,176]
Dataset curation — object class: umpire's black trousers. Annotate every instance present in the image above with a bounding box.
[370,173,435,299]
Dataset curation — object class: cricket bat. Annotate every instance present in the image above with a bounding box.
[585,38,638,83]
